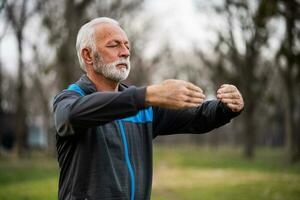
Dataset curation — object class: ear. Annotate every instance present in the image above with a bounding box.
[81,48,93,65]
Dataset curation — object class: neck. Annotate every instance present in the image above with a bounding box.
[87,71,119,92]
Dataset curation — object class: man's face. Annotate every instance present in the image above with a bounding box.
[93,51,130,82]
[92,23,131,82]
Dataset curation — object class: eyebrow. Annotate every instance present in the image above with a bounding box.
[106,39,130,45]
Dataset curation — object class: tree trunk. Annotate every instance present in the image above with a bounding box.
[55,0,91,90]
[14,31,27,157]
[243,107,255,159]
[33,75,56,156]
[282,0,300,163]
[241,76,256,159]
[285,81,300,162]
[0,56,2,113]
[0,55,2,158]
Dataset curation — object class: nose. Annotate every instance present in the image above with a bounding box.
[119,44,130,58]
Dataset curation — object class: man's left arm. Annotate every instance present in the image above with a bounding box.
[153,84,244,138]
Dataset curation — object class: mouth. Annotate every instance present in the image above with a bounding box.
[117,63,128,69]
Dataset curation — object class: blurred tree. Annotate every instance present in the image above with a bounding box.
[0,57,2,115]
[275,0,300,162]
[26,44,56,155]
[3,0,40,157]
[0,42,3,157]
[0,28,5,114]
[40,0,93,89]
[0,0,8,135]
[197,0,276,159]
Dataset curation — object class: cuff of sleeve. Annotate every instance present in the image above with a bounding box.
[220,101,243,118]
[134,86,147,109]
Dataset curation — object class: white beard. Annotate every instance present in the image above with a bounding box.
[93,52,130,82]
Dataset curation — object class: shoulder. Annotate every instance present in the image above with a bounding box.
[52,88,82,107]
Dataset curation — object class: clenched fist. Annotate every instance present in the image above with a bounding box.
[216,84,244,112]
[146,79,205,109]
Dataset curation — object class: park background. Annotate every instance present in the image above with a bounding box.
[0,0,299,199]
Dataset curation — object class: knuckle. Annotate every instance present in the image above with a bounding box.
[178,85,185,91]
[183,87,189,94]
[179,102,186,108]
[179,95,187,101]
[180,96,186,101]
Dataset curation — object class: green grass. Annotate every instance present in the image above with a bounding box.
[153,146,300,174]
[0,156,58,200]
[152,145,300,200]
[0,146,299,200]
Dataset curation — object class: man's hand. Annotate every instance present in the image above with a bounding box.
[146,79,205,109]
[216,84,244,112]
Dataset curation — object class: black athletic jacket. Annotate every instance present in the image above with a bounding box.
[53,75,240,200]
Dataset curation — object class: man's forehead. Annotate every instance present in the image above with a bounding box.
[94,23,129,42]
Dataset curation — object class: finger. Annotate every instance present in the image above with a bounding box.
[217,92,240,99]
[185,82,203,93]
[226,103,241,112]
[185,96,205,104]
[220,84,231,88]
[182,102,202,108]
[217,85,237,94]
[217,87,236,94]
[186,90,206,99]
[219,98,240,105]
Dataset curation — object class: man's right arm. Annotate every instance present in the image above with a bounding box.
[53,86,146,137]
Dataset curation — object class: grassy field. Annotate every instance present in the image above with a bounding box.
[152,146,300,200]
[0,146,299,200]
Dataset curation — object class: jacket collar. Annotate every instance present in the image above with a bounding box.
[75,74,128,95]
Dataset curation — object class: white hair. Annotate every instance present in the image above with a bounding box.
[76,17,120,71]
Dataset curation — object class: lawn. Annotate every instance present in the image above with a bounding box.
[0,146,299,200]
[152,146,300,200]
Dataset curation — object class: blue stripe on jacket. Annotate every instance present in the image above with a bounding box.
[67,84,86,96]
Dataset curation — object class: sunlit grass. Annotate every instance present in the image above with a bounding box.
[153,145,300,173]
[152,145,300,200]
[152,167,300,200]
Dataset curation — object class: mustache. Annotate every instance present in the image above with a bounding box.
[94,52,130,68]
[111,58,130,68]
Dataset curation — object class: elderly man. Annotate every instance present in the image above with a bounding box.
[53,17,244,200]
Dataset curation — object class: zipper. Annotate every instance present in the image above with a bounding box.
[117,120,135,200]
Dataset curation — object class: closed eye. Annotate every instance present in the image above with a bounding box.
[107,44,118,48]
[106,43,130,50]
[106,39,130,51]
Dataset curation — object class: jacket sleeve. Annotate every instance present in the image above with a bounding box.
[53,86,146,137]
[152,100,241,138]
